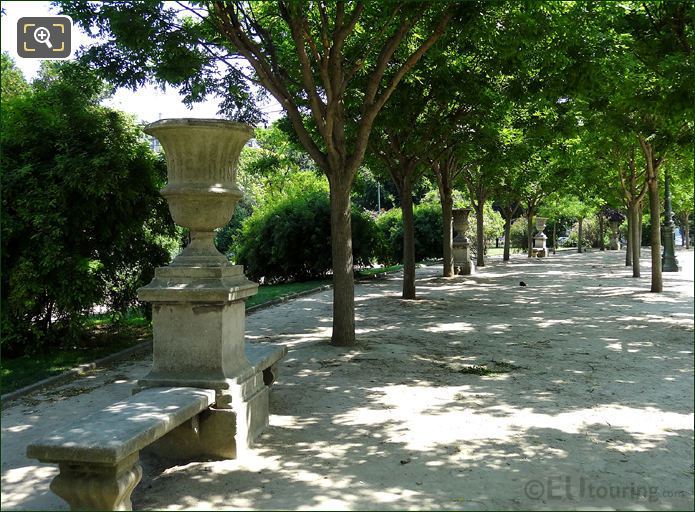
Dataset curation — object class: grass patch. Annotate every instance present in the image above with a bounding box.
[356,264,403,277]
[442,360,524,376]
[1,323,151,394]
[85,310,149,328]
[245,278,331,309]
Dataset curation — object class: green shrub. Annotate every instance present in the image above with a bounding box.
[467,205,505,256]
[509,217,530,249]
[235,190,379,283]
[376,203,443,264]
[1,62,175,356]
[563,217,610,248]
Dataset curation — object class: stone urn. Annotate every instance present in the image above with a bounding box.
[609,220,621,250]
[135,119,287,459]
[144,118,253,267]
[535,216,547,232]
[452,208,474,275]
[533,216,548,257]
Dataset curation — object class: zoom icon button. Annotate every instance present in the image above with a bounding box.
[18,16,72,59]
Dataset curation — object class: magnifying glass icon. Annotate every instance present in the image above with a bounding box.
[34,26,53,49]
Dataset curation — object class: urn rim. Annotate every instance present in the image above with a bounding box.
[144,118,254,136]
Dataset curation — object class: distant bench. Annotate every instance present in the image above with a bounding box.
[27,344,285,511]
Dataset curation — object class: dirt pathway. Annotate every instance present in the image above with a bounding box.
[2,249,693,510]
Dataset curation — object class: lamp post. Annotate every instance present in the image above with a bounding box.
[662,171,680,272]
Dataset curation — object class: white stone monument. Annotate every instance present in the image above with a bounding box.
[453,208,474,275]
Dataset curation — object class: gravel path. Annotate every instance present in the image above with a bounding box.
[2,248,693,510]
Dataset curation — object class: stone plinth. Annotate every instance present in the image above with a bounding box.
[532,217,548,257]
[452,208,474,275]
[609,220,621,250]
[137,118,283,455]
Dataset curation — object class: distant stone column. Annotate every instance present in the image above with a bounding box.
[453,208,474,275]
[532,217,548,257]
[609,220,621,250]
[662,171,680,272]
[136,118,284,457]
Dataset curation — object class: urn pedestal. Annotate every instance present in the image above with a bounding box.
[453,208,474,275]
[135,119,283,458]
[532,217,548,257]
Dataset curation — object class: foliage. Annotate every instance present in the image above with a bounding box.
[468,203,505,254]
[1,62,175,356]
[376,203,444,265]
[236,190,379,284]
[562,217,610,248]
[215,122,327,257]
[1,52,29,99]
[352,167,397,212]
[509,218,530,249]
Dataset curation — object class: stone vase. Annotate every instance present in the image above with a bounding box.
[136,119,283,458]
[144,118,253,266]
[453,208,474,275]
[533,216,548,257]
[609,220,621,250]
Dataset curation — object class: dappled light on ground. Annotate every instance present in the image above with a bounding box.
[2,249,693,510]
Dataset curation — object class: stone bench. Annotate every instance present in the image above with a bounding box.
[27,343,286,511]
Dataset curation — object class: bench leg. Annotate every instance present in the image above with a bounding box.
[50,452,142,511]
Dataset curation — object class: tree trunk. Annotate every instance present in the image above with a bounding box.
[503,217,512,261]
[630,203,641,277]
[577,217,584,253]
[625,209,633,266]
[401,180,416,299]
[638,203,643,258]
[441,188,454,277]
[329,181,356,346]
[476,202,485,267]
[527,214,534,257]
[647,177,662,292]
[599,214,605,251]
[552,222,557,255]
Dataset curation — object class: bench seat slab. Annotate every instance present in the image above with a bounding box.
[27,387,214,511]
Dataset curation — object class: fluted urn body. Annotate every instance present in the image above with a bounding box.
[144,119,253,266]
[453,208,471,241]
[535,216,547,232]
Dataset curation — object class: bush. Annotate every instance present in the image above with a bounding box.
[1,62,175,357]
[562,217,610,248]
[376,203,443,264]
[509,217,530,249]
[235,190,379,283]
[467,205,505,256]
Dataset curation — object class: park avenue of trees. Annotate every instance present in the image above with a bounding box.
[2,1,692,355]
